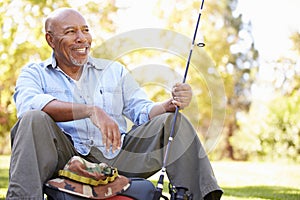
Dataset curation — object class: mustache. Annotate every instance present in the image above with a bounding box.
[71,44,91,49]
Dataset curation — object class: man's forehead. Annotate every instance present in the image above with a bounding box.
[46,8,88,30]
[58,18,88,29]
[54,13,88,29]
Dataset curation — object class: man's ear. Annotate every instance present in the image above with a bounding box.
[45,33,55,49]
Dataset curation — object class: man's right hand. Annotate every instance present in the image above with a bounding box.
[89,106,121,153]
[43,100,121,153]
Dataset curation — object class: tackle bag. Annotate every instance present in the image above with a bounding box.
[44,156,156,200]
[44,177,155,200]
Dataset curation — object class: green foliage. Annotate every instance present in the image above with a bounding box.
[154,0,259,159]
[0,0,64,153]
[260,95,300,162]
[0,0,117,153]
[231,30,300,162]
[232,94,300,162]
[230,112,262,161]
[290,32,300,55]
[5,0,300,164]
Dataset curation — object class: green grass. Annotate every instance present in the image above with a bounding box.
[223,186,300,200]
[1,155,300,200]
[212,161,300,200]
[0,155,9,200]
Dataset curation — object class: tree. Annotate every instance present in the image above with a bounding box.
[154,0,259,159]
[290,32,300,55]
[0,0,260,160]
[231,30,300,162]
[0,0,118,153]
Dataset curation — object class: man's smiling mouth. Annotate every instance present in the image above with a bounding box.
[73,47,89,53]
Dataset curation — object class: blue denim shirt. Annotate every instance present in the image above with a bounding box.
[13,54,155,158]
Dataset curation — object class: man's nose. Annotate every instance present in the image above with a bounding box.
[75,31,87,43]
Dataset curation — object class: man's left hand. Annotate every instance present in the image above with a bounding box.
[171,83,192,109]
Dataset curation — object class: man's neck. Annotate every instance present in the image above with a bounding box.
[58,65,83,81]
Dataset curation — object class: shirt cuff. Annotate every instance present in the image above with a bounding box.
[138,103,156,125]
[30,94,56,111]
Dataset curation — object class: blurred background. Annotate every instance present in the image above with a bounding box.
[1,0,300,199]
[1,0,299,163]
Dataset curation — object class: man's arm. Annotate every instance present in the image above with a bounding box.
[42,99,91,121]
[43,100,121,152]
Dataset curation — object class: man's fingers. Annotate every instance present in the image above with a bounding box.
[102,126,121,153]
[105,131,113,152]
[172,83,192,109]
[102,133,107,148]
[90,107,121,152]
[172,96,190,108]
[112,131,121,153]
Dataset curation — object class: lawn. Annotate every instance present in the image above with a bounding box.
[1,155,300,199]
[0,156,9,200]
[212,161,300,200]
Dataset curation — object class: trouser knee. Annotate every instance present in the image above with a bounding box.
[22,110,53,123]
[11,110,55,146]
[159,112,195,138]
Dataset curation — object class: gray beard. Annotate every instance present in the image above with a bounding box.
[70,56,88,67]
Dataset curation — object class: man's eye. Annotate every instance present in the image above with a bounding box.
[66,30,75,34]
[83,28,89,33]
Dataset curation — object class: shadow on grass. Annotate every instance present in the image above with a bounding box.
[223,185,300,200]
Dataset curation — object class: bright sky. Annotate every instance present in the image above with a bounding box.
[237,0,300,61]
[236,0,300,100]
[115,0,300,62]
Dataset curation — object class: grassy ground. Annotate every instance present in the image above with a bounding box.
[1,155,300,199]
[212,161,300,200]
[0,156,9,200]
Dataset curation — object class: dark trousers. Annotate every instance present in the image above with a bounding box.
[6,110,222,200]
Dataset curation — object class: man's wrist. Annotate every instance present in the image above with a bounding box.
[163,98,176,112]
[86,105,96,118]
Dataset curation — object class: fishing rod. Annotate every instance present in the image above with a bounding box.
[152,0,205,199]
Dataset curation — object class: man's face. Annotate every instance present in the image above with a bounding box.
[47,11,92,68]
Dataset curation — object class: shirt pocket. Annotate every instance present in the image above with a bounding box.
[101,86,123,116]
[44,87,72,101]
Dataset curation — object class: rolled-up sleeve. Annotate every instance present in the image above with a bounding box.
[29,94,56,111]
[137,102,156,125]
[13,63,56,118]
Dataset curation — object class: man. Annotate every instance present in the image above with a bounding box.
[6,8,222,200]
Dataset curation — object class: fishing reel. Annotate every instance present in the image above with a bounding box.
[169,184,193,200]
